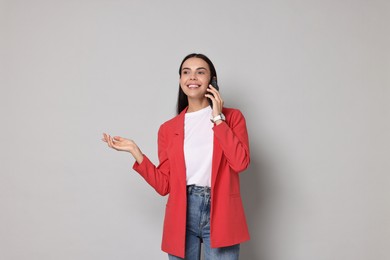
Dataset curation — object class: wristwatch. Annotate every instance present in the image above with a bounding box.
[210,113,226,123]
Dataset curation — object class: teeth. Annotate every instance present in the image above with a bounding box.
[188,84,199,88]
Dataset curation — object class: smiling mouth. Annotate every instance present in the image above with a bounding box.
[187,84,201,89]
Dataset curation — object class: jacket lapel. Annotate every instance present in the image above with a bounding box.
[172,108,187,186]
[211,134,223,190]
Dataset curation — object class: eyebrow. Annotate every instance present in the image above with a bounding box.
[182,67,208,71]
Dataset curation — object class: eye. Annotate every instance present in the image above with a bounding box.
[182,70,189,75]
[197,70,206,75]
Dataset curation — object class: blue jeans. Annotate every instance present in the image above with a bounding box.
[168,185,240,260]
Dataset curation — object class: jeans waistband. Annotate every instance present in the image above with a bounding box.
[187,185,211,196]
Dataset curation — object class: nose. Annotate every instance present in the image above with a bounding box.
[189,72,197,80]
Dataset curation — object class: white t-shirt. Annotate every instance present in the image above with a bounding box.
[184,106,214,187]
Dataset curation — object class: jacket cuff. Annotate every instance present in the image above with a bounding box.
[212,120,228,132]
[132,154,149,172]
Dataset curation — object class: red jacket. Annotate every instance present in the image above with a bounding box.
[133,107,250,258]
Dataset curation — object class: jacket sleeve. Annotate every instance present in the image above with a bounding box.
[132,124,170,196]
[213,109,250,173]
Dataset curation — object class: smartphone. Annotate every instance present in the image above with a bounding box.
[208,76,219,108]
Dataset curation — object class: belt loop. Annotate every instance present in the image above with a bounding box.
[187,185,194,193]
[205,186,211,196]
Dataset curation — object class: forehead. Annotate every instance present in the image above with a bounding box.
[182,57,210,70]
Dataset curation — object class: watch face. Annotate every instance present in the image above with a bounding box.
[210,113,226,123]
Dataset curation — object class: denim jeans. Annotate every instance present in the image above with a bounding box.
[168,185,240,260]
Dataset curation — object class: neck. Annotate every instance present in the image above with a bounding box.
[187,98,209,113]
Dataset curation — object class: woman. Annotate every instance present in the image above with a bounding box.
[102,53,250,259]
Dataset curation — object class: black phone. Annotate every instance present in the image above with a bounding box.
[208,76,219,108]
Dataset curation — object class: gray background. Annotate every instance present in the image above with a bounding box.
[1,0,389,259]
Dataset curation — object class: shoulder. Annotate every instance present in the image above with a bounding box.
[222,107,247,126]
[222,107,243,115]
[158,113,182,133]
[222,107,246,119]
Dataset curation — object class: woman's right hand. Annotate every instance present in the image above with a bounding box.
[102,133,144,164]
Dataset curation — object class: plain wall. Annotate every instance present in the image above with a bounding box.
[1,0,389,259]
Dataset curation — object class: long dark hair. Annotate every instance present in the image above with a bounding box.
[177,53,218,114]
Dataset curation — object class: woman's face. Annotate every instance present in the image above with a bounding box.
[180,57,211,101]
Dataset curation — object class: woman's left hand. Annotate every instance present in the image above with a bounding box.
[205,84,224,117]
